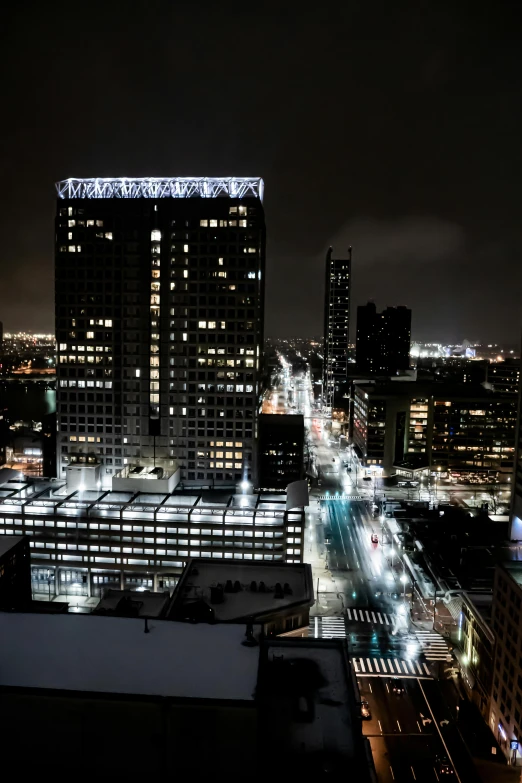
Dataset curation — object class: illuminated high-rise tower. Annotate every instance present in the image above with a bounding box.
[55,177,265,488]
[323,246,351,410]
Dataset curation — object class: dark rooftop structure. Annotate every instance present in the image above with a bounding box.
[167,557,314,635]
[0,611,373,779]
[93,588,171,619]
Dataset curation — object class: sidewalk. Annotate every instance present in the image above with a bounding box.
[305,494,344,617]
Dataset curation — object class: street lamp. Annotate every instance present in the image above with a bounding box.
[400,573,408,601]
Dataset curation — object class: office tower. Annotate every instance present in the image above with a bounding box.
[323,246,351,410]
[55,177,265,488]
[356,302,411,375]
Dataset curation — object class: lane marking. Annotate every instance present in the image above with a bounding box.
[369,681,373,693]
[417,720,421,732]
[397,720,402,732]
[347,608,352,620]
[411,765,416,780]
[418,679,461,783]
[378,719,382,733]
[390,766,395,780]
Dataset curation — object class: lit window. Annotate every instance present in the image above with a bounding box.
[87,219,94,226]
[239,220,247,227]
[151,230,162,241]
[183,270,188,278]
[209,219,218,227]
[86,331,94,339]
[169,407,174,415]
[150,393,159,403]
[68,232,73,240]
[68,220,75,227]
[247,271,255,278]
[59,343,67,351]
[208,321,216,329]
[229,207,238,214]
[199,321,207,329]
[199,220,208,227]
[105,319,112,327]
[239,206,247,216]
[135,369,141,378]
[182,407,187,416]
[218,258,224,266]
[229,220,237,226]
[183,244,189,252]
[105,232,113,240]
[182,333,188,342]
[218,271,227,277]
[68,246,76,252]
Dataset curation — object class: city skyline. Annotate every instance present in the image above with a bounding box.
[2,2,521,343]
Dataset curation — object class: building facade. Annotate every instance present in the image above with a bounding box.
[356,302,411,375]
[323,247,351,410]
[0,475,305,598]
[257,413,304,490]
[0,535,32,610]
[352,381,516,478]
[489,563,522,763]
[55,177,265,489]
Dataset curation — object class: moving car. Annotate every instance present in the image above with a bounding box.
[371,533,379,544]
[360,699,371,720]
[435,755,454,775]
[391,678,404,694]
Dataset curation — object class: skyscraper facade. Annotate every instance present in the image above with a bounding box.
[55,177,265,488]
[323,247,351,409]
[356,302,411,375]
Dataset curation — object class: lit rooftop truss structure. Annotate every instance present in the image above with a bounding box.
[55,177,264,202]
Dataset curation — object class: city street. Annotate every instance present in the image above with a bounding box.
[273,362,483,782]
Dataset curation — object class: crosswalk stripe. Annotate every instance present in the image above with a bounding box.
[359,659,366,673]
[394,659,402,674]
[402,661,409,674]
[377,612,383,623]
[374,659,380,672]
[365,610,371,622]
[366,658,373,672]
[347,608,352,620]
[416,661,423,675]
[408,660,416,674]
[380,658,388,673]
[371,611,377,622]
[423,663,431,675]
[383,614,389,625]
[353,660,359,672]
[352,608,358,620]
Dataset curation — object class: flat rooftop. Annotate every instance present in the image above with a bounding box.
[0,477,300,524]
[0,612,260,701]
[94,589,170,619]
[355,381,508,399]
[169,558,313,622]
[501,561,522,588]
[258,638,372,778]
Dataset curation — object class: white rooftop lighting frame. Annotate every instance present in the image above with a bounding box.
[55,177,264,202]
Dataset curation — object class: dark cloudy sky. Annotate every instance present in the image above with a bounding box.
[1,1,520,342]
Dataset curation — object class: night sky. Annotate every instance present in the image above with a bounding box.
[2,1,520,343]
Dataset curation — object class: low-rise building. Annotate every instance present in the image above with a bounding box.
[93,588,171,618]
[489,562,522,763]
[167,557,313,635]
[0,611,375,779]
[0,475,305,599]
[455,592,495,720]
[353,381,516,478]
[0,535,32,610]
